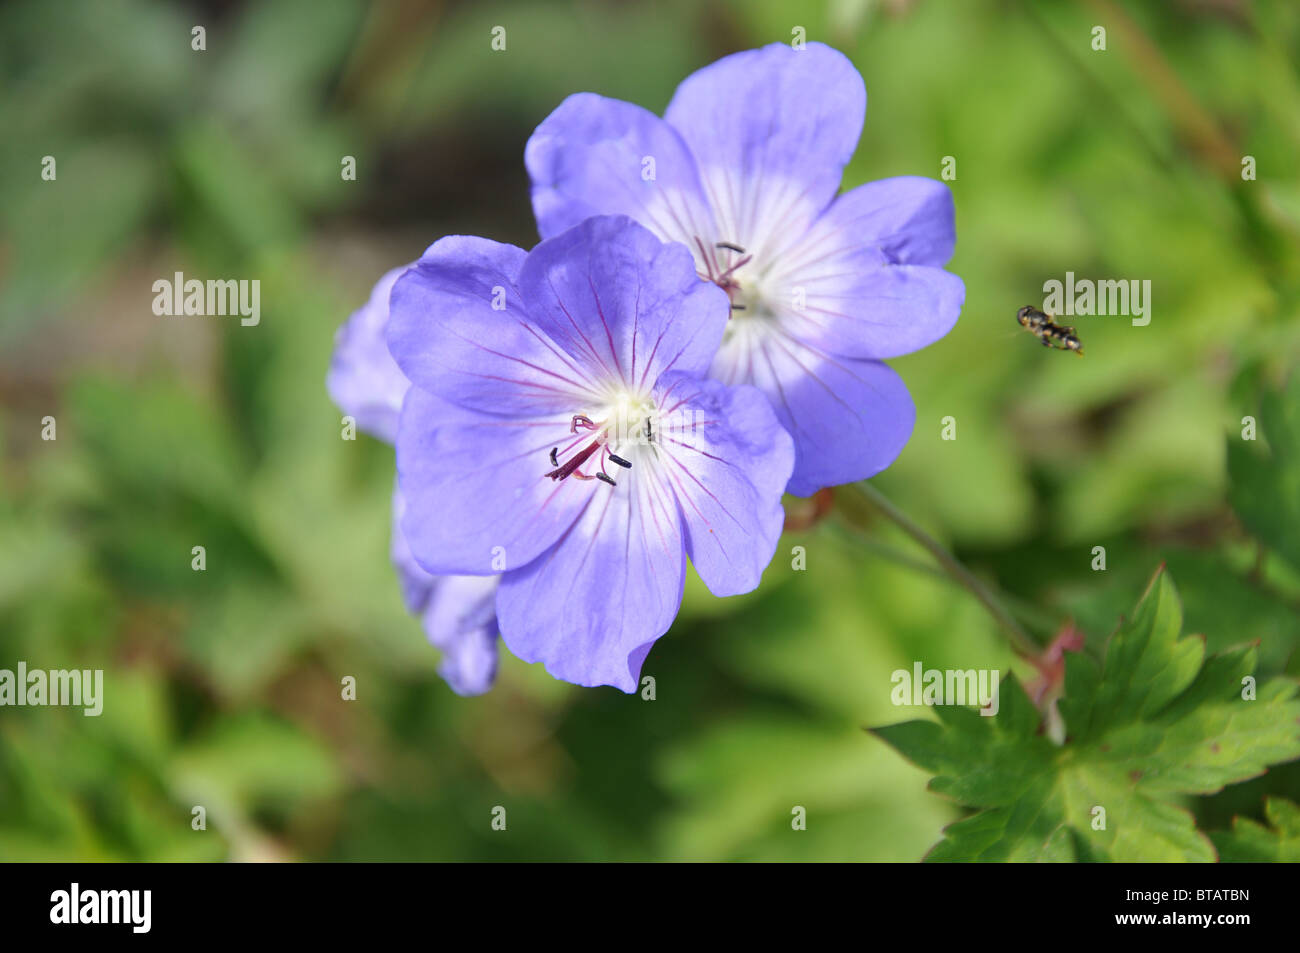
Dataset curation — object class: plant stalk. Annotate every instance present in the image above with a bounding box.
[850,483,1042,659]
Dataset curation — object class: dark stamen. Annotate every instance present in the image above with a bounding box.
[549,447,559,467]
[546,439,602,481]
[730,304,747,311]
[716,241,745,253]
[608,453,632,469]
[596,472,617,486]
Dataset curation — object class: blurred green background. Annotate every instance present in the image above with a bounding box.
[2,0,1298,861]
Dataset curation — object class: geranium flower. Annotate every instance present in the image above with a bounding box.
[386,215,793,691]
[526,42,964,496]
[327,266,410,444]
[390,485,498,696]
[327,266,499,696]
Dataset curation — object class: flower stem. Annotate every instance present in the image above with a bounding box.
[849,482,1042,659]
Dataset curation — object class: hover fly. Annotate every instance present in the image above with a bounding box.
[1016,305,1083,356]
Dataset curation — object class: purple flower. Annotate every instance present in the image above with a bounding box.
[526,42,964,496]
[327,266,410,444]
[390,485,498,696]
[327,266,500,696]
[386,215,794,691]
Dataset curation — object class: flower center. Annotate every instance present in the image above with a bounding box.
[695,239,755,315]
[543,394,657,488]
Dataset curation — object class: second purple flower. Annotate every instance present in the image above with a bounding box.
[526,42,965,496]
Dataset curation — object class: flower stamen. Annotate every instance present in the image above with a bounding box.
[546,437,604,481]
[694,237,752,314]
[545,414,636,487]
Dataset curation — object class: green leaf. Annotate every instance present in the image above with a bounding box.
[1228,372,1300,571]
[1211,798,1300,862]
[871,568,1300,861]
[658,715,952,862]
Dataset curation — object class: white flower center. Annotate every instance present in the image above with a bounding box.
[543,389,658,488]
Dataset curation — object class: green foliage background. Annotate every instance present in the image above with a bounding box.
[1,0,1298,861]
